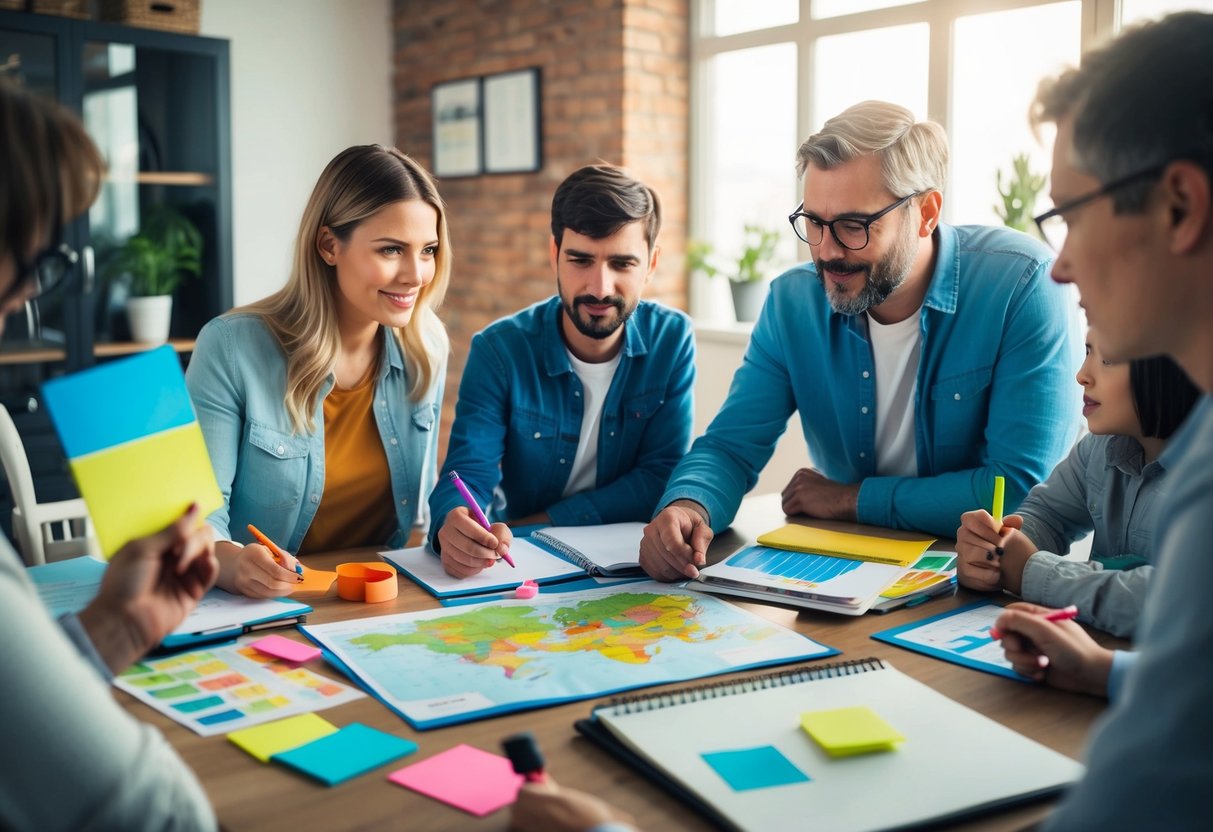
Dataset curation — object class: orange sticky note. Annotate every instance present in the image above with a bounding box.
[296,565,338,594]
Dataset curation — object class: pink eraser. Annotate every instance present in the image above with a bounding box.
[513,580,539,599]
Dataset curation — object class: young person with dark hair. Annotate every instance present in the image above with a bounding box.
[428,164,694,578]
[956,330,1199,638]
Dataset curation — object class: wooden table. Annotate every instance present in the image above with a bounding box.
[125,494,1114,831]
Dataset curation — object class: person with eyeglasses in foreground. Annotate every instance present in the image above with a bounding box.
[0,79,218,830]
[987,12,1213,828]
[641,100,1083,581]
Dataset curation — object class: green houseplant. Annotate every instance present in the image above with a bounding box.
[105,205,202,344]
[687,225,781,322]
[994,153,1047,235]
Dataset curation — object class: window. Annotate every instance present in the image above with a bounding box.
[690,0,1213,321]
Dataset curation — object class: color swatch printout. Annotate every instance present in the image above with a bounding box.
[871,602,1027,680]
[114,642,364,736]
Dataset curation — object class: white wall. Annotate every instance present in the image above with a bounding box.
[694,327,807,498]
[200,0,393,306]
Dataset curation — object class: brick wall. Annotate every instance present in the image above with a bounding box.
[392,0,689,454]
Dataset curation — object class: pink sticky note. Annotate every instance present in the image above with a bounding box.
[514,580,539,600]
[388,744,523,816]
[249,634,321,664]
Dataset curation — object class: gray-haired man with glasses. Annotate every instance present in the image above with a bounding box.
[641,100,1083,582]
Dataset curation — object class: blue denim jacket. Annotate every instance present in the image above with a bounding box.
[186,313,444,553]
[661,223,1083,538]
[428,296,694,546]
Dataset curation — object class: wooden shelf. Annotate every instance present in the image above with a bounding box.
[0,338,196,366]
[104,172,215,186]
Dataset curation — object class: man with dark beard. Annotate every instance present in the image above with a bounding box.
[429,165,695,578]
[641,101,1082,581]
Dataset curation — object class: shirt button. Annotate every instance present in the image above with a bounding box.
[379,400,386,407]
[859,452,866,459]
[311,495,320,504]
[401,498,408,506]
[533,432,541,439]
[276,445,285,455]
[862,371,870,379]
[574,391,580,397]
[560,458,567,464]
[861,406,869,415]
[609,431,615,437]
[390,437,398,446]
[954,393,962,401]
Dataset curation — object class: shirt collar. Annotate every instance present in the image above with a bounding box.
[541,295,645,376]
[1104,434,1158,476]
[922,224,959,314]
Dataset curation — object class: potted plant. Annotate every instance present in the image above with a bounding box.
[994,153,1047,235]
[687,225,781,322]
[104,205,202,344]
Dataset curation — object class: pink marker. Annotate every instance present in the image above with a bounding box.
[448,470,516,568]
[990,604,1078,640]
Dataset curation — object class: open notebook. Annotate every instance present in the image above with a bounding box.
[528,522,645,576]
[576,658,1083,832]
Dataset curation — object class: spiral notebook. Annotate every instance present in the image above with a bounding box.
[575,658,1083,832]
[528,522,646,576]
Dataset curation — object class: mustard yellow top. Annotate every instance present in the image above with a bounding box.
[298,372,396,555]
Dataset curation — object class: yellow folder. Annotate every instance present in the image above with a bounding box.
[756,524,935,567]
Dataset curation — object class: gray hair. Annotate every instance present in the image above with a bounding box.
[1032,11,1213,213]
[795,100,948,197]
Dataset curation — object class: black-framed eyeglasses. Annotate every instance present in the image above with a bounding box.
[1032,162,1168,252]
[788,192,919,251]
[2,239,79,309]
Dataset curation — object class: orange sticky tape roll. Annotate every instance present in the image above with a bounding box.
[336,562,399,603]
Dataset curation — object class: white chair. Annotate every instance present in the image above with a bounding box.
[0,403,98,565]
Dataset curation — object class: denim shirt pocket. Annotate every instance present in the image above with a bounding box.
[620,390,664,444]
[410,401,437,432]
[507,408,560,483]
[929,365,993,454]
[239,420,310,510]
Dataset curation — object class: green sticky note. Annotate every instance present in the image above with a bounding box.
[800,706,905,757]
[227,713,338,763]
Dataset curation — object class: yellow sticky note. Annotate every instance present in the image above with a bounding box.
[800,706,905,757]
[70,424,223,557]
[227,713,338,763]
[757,524,935,567]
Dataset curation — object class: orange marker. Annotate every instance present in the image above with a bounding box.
[247,523,304,581]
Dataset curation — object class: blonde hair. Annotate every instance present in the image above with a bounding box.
[243,146,450,434]
[795,100,948,197]
[0,78,105,266]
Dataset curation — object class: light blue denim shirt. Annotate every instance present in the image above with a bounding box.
[186,313,445,554]
[1045,395,1213,831]
[661,223,1083,538]
[428,296,694,547]
[1018,433,1167,637]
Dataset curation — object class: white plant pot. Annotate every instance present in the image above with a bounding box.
[730,280,768,323]
[126,295,173,345]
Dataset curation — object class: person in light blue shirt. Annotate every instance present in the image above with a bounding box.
[990,12,1213,829]
[641,101,1082,581]
[428,165,694,579]
[187,146,450,598]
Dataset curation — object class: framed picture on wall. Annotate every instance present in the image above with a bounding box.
[483,68,542,174]
[432,77,482,177]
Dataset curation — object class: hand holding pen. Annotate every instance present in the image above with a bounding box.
[228,523,304,599]
[437,470,516,579]
[991,602,1113,696]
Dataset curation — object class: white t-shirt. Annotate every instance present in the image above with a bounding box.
[562,349,623,498]
[867,310,921,478]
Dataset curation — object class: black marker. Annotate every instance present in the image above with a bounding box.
[502,731,547,783]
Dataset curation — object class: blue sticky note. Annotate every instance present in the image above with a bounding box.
[197,709,245,726]
[701,746,811,791]
[272,723,418,786]
[42,345,197,458]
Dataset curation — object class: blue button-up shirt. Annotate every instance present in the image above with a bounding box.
[186,313,444,553]
[661,223,1083,538]
[428,296,695,545]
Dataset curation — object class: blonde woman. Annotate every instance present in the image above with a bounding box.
[187,146,450,599]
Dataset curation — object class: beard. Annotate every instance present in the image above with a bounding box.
[558,279,635,340]
[815,218,918,316]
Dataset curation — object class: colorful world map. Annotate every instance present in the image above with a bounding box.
[304,583,835,729]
